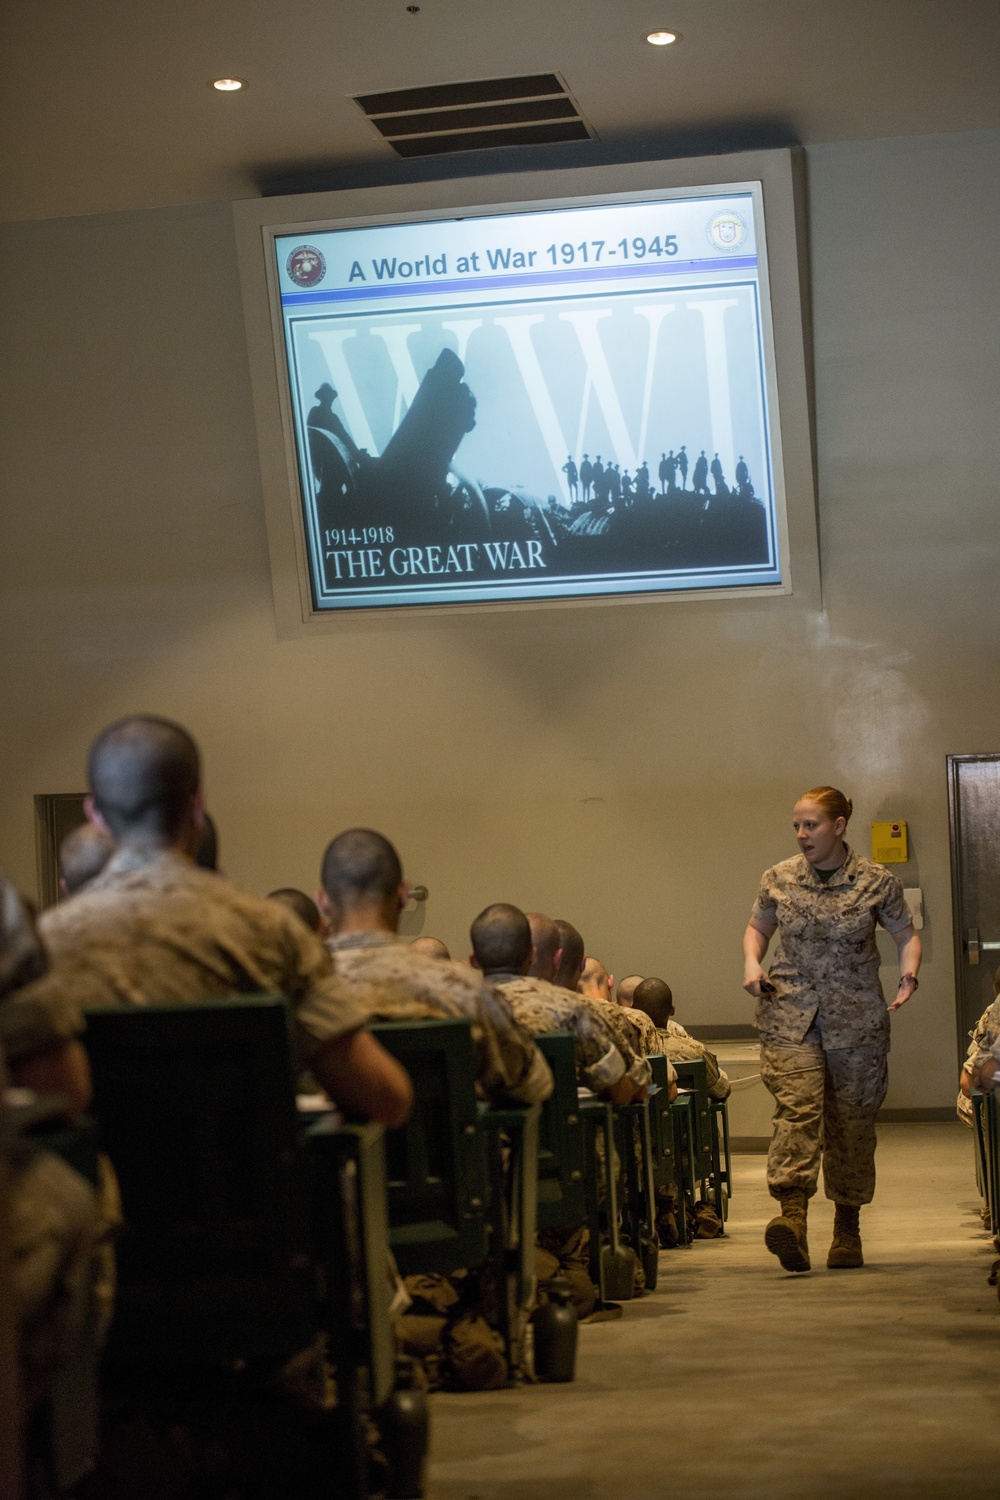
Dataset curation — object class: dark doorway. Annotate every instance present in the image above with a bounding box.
[947,755,1000,1065]
[34,792,87,909]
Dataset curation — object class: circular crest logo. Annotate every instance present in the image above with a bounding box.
[286,245,326,288]
[707,211,748,253]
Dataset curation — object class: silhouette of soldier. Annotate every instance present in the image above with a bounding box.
[658,452,670,495]
[307,382,361,525]
[677,444,688,489]
[592,457,606,506]
[693,449,710,495]
[610,463,622,503]
[710,452,729,496]
[580,454,593,504]
[307,382,360,458]
[562,455,579,502]
[735,455,750,493]
[621,470,634,505]
[635,460,651,499]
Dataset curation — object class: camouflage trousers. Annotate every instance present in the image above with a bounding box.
[760,1038,888,1206]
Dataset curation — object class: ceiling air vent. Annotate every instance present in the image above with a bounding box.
[354,74,593,158]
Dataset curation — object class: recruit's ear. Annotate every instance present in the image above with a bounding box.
[83,796,109,835]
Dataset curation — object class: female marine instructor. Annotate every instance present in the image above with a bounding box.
[742,788,921,1273]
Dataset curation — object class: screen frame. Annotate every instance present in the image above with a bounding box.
[233,148,818,637]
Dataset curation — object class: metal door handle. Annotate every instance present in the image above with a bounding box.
[968,928,981,964]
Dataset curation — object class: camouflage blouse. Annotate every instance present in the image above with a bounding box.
[750,848,912,1048]
[2,847,368,1067]
[326,932,552,1106]
[490,974,628,1093]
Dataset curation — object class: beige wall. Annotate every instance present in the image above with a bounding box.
[2,129,999,1106]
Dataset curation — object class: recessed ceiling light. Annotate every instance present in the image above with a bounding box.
[645,29,680,46]
[211,77,246,92]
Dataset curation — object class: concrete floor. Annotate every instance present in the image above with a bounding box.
[426,1124,999,1500]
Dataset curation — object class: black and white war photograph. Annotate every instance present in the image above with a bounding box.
[279,196,782,608]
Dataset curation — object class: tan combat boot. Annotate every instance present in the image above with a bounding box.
[827,1203,863,1268]
[764,1187,811,1272]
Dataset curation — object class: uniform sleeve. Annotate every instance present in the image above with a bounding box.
[970,998,1000,1055]
[0,978,85,1063]
[277,919,369,1062]
[664,1032,729,1097]
[875,872,912,934]
[580,1005,651,1089]
[750,870,778,928]
[569,1007,626,1092]
[611,1016,653,1089]
[470,991,554,1106]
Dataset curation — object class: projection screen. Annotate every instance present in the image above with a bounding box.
[234,152,816,626]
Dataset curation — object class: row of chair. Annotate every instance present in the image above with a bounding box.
[40,1000,730,1498]
[371,1020,731,1312]
[972,1087,999,1252]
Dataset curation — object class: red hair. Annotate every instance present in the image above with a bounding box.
[800,786,853,824]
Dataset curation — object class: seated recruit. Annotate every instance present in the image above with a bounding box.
[4,716,412,1128]
[319,827,552,1108]
[632,978,730,1101]
[470,904,637,1104]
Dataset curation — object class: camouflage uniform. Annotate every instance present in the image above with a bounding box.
[657,1029,729,1099]
[958,996,1000,1128]
[6,1140,102,1413]
[494,976,650,1301]
[580,995,675,1084]
[324,935,552,1391]
[326,931,552,1106]
[489,974,632,1090]
[0,873,112,1484]
[576,996,653,1089]
[751,848,911,1205]
[2,847,368,1071]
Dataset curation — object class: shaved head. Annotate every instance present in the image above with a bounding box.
[59,822,114,895]
[410,936,451,960]
[579,956,613,1002]
[526,912,560,982]
[0,875,47,1000]
[633,977,674,1029]
[320,828,403,907]
[87,715,200,844]
[553,919,585,990]
[470,903,531,976]
[616,974,644,1008]
[267,888,322,933]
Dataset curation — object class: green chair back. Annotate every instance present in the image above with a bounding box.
[369,1019,489,1275]
[646,1055,676,1191]
[83,998,316,1369]
[672,1056,713,1187]
[534,1032,587,1229]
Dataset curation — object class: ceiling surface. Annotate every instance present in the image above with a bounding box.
[3,0,1000,223]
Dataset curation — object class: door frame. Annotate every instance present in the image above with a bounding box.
[947,753,1000,1067]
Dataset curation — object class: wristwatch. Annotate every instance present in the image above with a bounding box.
[899,973,919,989]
